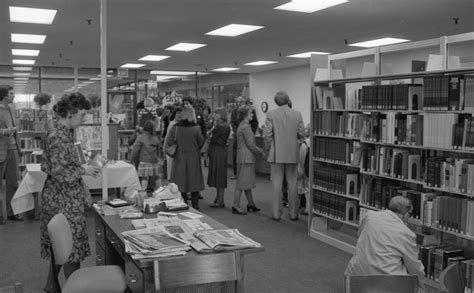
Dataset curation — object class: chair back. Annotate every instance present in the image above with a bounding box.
[344,275,418,293]
[438,263,464,293]
[47,213,73,265]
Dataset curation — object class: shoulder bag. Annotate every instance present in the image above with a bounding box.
[164,126,178,158]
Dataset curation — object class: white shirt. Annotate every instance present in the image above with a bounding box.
[345,210,425,281]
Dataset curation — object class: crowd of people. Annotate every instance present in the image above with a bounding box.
[0,85,427,292]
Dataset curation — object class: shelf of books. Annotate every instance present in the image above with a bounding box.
[309,32,474,288]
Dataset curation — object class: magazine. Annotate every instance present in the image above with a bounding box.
[192,229,261,252]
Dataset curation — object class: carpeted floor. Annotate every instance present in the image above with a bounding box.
[0,169,351,293]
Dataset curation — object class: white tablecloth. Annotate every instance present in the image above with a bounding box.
[11,160,141,214]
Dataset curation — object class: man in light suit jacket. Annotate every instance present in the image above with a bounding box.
[263,91,304,220]
[0,85,21,223]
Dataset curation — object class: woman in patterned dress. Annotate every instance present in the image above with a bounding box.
[40,93,101,292]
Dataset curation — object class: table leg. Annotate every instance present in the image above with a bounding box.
[235,252,244,293]
[33,192,41,220]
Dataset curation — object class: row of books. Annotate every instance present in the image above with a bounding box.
[422,74,474,111]
[14,109,49,132]
[313,137,357,164]
[19,137,43,150]
[453,115,474,150]
[359,178,402,210]
[313,165,358,196]
[360,146,421,181]
[313,112,361,138]
[313,189,358,223]
[419,244,473,287]
[360,84,422,110]
[19,151,43,165]
[425,156,474,194]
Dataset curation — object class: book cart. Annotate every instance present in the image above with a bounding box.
[309,32,474,290]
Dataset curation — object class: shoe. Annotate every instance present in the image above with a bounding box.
[199,194,203,199]
[282,201,289,208]
[210,202,225,208]
[272,217,281,221]
[229,175,237,180]
[232,206,247,215]
[0,216,5,225]
[290,217,299,221]
[7,215,23,221]
[247,204,261,212]
[300,209,308,216]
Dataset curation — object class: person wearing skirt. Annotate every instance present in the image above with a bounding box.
[207,108,231,207]
[233,105,265,215]
[130,120,162,193]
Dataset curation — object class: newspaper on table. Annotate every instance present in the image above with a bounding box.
[122,227,191,259]
[192,229,262,252]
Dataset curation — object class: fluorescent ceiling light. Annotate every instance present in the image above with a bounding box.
[84,81,95,84]
[212,67,240,72]
[348,37,410,47]
[13,59,35,65]
[14,77,28,80]
[13,72,31,76]
[139,55,170,62]
[156,75,180,82]
[274,0,348,13]
[165,43,206,52]
[244,60,277,66]
[287,51,330,58]
[14,81,27,84]
[150,70,195,75]
[9,6,57,24]
[11,33,46,44]
[120,63,145,68]
[206,24,264,37]
[90,78,101,81]
[13,67,32,71]
[12,49,40,56]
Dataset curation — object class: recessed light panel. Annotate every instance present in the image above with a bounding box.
[244,61,277,66]
[287,51,330,58]
[212,67,240,72]
[274,0,348,13]
[150,70,195,75]
[120,63,145,68]
[11,33,46,44]
[13,59,35,65]
[156,75,180,82]
[13,67,33,71]
[206,24,264,37]
[9,6,57,24]
[12,49,40,56]
[14,77,29,80]
[138,55,170,62]
[348,37,410,47]
[13,72,31,76]
[165,43,206,52]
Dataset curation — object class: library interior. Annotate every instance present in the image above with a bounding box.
[1,0,474,292]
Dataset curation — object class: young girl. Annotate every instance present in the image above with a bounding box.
[130,120,161,193]
[137,97,159,129]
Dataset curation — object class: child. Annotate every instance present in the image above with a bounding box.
[130,120,162,194]
[137,97,159,130]
[297,126,311,215]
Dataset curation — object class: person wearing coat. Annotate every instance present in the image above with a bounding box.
[263,90,304,221]
[165,107,204,210]
[232,105,265,215]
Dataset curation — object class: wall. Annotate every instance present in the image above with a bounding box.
[249,65,310,127]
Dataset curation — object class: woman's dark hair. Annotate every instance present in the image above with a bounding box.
[237,105,251,123]
[53,92,91,118]
[0,85,13,101]
[170,106,183,121]
[182,96,194,106]
[142,120,155,135]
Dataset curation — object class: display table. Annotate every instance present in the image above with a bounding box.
[11,160,140,215]
[94,208,264,292]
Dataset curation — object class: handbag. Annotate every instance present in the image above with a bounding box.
[164,126,178,158]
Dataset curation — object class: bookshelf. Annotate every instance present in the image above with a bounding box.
[309,32,474,286]
[107,90,137,130]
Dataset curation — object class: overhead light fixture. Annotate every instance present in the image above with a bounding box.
[156,75,180,82]
[84,81,95,84]
[13,59,35,65]
[13,67,32,71]
[165,43,206,52]
[90,78,101,81]
[14,77,29,80]
[206,24,264,37]
[120,63,145,68]
[13,72,31,76]
[12,49,40,56]
[9,6,57,24]
[139,55,170,62]
[244,61,277,66]
[287,51,330,58]
[212,67,240,72]
[150,70,195,75]
[274,0,348,13]
[348,37,410,47]
[11,33,46,44]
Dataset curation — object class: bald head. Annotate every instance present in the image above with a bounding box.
[388,196,413,215]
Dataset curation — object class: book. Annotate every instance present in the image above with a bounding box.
[106,198,134,208]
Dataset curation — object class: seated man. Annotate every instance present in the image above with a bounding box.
[345,196,425,290]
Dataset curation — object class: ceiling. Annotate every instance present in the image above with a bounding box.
[0,0,473,75]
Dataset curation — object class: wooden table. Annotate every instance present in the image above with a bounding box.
[94,208,264,293]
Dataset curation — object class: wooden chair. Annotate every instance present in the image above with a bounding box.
[344,275,418,293]
[0,282,22,293]
[47,213,127,293]
[438,263,465,293]
[0,184,7,224]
